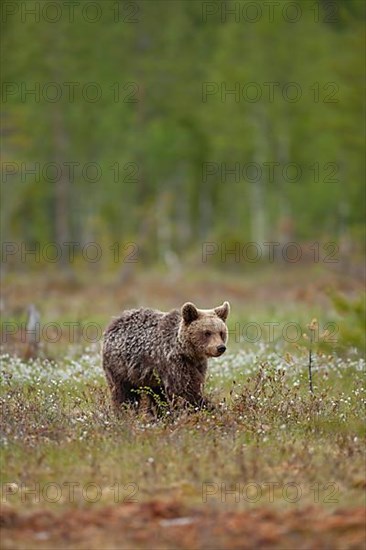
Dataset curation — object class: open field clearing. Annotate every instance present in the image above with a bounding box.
[1,339,365,548]
[1,267,365,548]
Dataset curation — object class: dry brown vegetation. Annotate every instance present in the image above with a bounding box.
[1,267,365,549]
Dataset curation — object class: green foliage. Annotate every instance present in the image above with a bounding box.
[1,1,365,263]
[328,290,366,352]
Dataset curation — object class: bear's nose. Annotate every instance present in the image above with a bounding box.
[217,345,226,354]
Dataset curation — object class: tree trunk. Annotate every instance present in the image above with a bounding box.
[51,105,70,256]
[249,107,268,245]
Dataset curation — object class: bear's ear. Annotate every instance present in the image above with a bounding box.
[182,302,199,324]
[214,301,230,322]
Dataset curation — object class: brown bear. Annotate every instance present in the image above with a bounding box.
[102,301,230,411]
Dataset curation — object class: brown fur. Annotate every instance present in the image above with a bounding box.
[102,301,230,411]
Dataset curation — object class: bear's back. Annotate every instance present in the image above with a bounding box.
[103,307,181,359]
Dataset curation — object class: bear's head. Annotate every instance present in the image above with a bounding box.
[178,301,230,359]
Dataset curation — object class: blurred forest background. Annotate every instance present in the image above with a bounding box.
[1,0,365,274]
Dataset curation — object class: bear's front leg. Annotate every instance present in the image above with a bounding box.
[166,385,214,412]
[180,369,214,411]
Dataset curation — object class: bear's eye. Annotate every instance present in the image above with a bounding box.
[204,331,212,337]
[220,332,225,340]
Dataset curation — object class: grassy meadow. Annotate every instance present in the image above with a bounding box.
[1,264,365,549]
